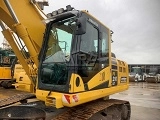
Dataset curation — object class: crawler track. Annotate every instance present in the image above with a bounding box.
[0,98,130,120]
[53,99,131,120]
[0,93,35,108]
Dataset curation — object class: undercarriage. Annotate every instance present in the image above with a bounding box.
[0,95,130,120]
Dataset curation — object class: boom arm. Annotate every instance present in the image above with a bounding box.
[0,0,48,89]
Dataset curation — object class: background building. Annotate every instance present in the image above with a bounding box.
[128,64,160,74]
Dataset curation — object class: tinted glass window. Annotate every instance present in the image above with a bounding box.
[80,22,98,54]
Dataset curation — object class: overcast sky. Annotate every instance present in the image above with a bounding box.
[0,0,160,64]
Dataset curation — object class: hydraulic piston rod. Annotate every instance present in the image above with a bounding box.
[3,0,19,23]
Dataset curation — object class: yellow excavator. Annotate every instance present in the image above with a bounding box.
[0,46,16,88]
[0,0,131,119]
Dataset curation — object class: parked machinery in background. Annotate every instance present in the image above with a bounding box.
[0,44,16,88]
[145,66,160,83]
[129,66,147,82]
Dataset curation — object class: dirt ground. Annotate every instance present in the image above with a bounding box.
[0,82,160,120]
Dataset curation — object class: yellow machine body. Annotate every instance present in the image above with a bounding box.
[36,58,129,108]
[0,67,11,80]
[36,10,129,108]
[0,51,16,88]
[0,0,48,91]
[0,1,131,119]
[13,64,34,93]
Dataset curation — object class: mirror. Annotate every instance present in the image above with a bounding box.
[75,17,86,35]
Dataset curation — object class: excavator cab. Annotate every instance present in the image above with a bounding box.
[36,6,129,109]
[0,2,130,119]
[38,8,110,92]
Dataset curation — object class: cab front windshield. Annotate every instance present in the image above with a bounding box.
[41,16,76,85]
